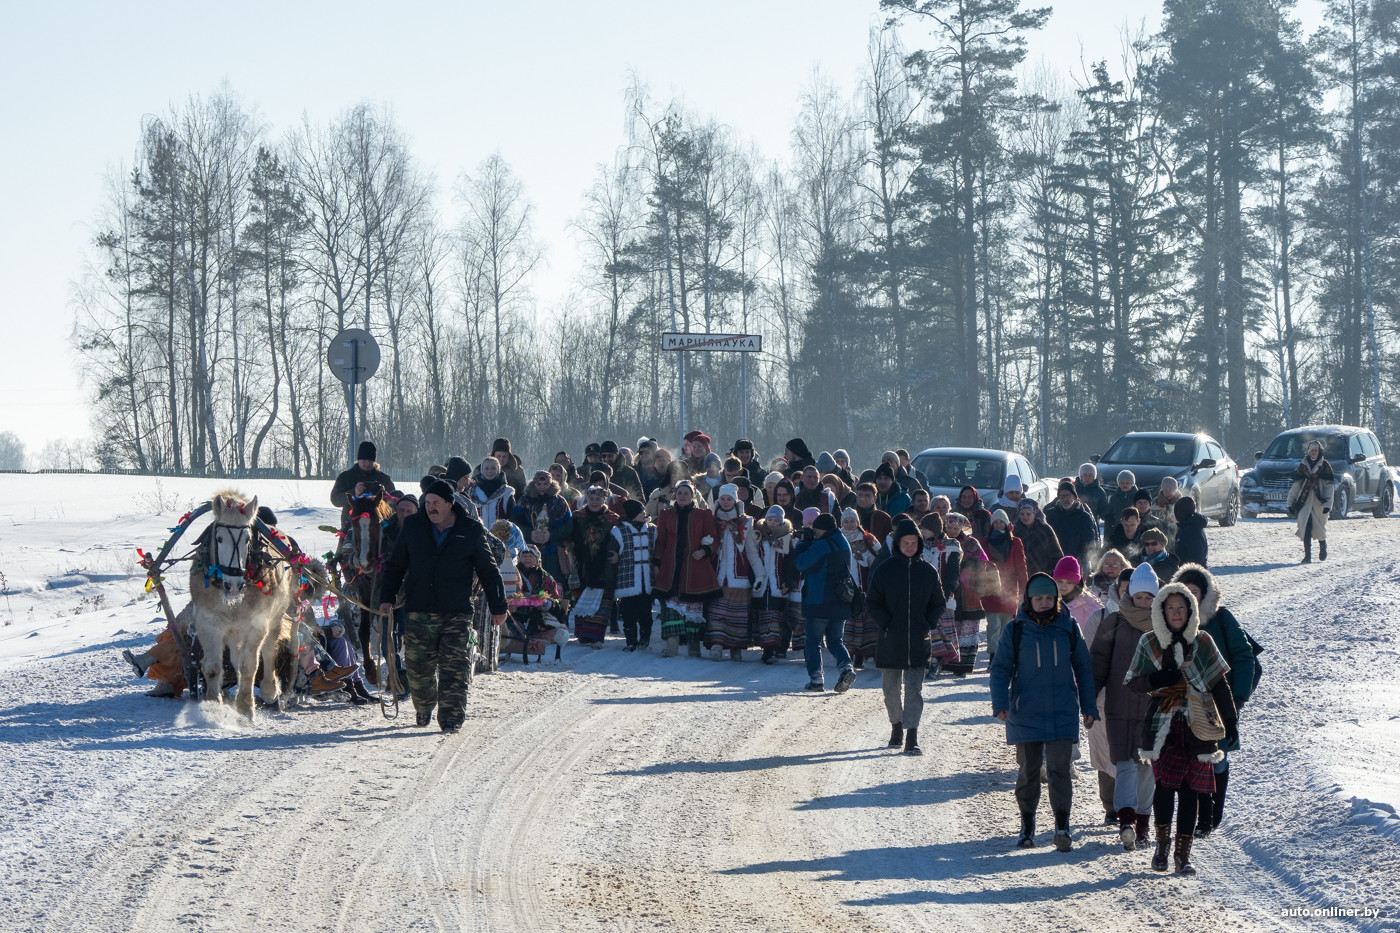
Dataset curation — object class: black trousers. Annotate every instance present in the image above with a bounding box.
[617,594,654,646]
[1153,782,1199,835]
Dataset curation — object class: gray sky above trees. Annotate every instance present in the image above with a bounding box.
[5,0,1306,455]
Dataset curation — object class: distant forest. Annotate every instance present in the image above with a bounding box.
[74,0,1400,477]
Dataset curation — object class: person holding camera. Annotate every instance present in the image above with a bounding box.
[330,440,398,517]
[792,513,858,693]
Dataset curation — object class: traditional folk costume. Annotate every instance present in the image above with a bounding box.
[652,485,721,658]
[922,532,963,674]
[610,504,658,650]
[751,509,796,663]
[569,501,620,647]
[840,516,882,668]
[706,493,763,657]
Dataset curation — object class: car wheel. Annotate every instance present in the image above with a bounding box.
[1374,483,1394,518]
[1334,484,1351,519]
[1218,489,1239,527]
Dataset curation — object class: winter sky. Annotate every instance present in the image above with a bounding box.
[0,0,1325,456]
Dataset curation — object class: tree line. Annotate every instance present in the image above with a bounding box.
[75,0,1399,479]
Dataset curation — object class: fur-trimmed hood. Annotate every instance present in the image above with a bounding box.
[1171,562,1220,620]
[1151,581,1200,666]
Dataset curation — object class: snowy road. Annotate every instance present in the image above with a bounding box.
[1,475,1397,931]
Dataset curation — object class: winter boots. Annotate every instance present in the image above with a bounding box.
[662,635,680,658]
[1319,539,1328,561]
[1173,834,1197,876]
[415,708,433,727]
[833,668,857,693]
[1197,767,1230,837]
[1118,807,1138,851]
[1017,812,1036,848]
[1302,537,1312,564]
[1151,824,1171,872]
[1135,813,1151,847]
[122,649,154,678]
[888,725,904,747]
[1052,811,1072,852]
[904,728,922,756]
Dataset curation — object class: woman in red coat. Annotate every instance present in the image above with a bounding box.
[980,508,1028,662]
[652,481,722,658]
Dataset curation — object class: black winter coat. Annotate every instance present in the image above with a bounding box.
[868,553,946,669]
[1044,500,1099,567]
[380,507,508,616]
[1173,513,1209,567]
[330,464,399,509]
[1074,479,1111,525]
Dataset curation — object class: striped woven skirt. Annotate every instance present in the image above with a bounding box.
[705,588,752,650]
[660,599,706,641]
[570,587,612,644]
[843,611,881,661]
[751,593,787,649]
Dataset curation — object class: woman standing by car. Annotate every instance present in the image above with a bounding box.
[1289,439,1335,564]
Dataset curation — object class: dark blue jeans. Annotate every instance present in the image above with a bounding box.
[803,606,852,681]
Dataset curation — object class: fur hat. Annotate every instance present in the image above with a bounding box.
[813,513,837,533]
[1128,561,1159,597]
[990,508,1011,528]
[492,437,513,454]
[1151,581,1201,655]
[357,440,376,461]
[732,438,754,453]
[1172,563,1219,620]
[1052,556,1082,582]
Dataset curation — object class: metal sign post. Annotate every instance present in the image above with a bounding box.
[660,333,763,442]
[327,327,382,465]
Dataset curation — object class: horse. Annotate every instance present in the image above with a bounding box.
[188,489,293,719]
[334,487,394,684]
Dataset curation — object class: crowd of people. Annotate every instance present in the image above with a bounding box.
[126,432,1266,874]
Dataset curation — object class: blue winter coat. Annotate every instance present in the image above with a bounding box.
[989,606,1099,744]
[793,531,852,608]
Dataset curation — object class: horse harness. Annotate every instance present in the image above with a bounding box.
[194,522,282,590]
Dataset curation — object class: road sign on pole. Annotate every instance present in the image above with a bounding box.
[327,328,381,467]
[661,332,762,353]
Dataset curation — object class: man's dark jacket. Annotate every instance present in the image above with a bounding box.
[380,504,508,616]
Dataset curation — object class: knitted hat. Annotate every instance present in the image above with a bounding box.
[1117,470,1136,485]
[1174,496,1197,521]
[425,479,457,506]
[718,484,738,501]
[816,451,839,475]
[813,513,837,533]
[638,437,658,451]
[874,462,895,480]
[445,456,471,483]
[841,507,860,525]
[1052,556,1082,582]
[396,494,418,508]
[692,433,712,447]
[1018,498,1036,513]
[357,440,376,461]
[428,464,448,477]
[1057,477,1076,495]
[1139,527,1168,547]
[684,430,703,442]
[1129,561,1160,596]
[1079,462,1098,478]
[784,438,813,460]
[801,507,821,526]
[600,440,619,454]
[945,511,969,529]
[623,499,645,521]
[833,448,850,464]
[1133,489,1153,504]
[1025,573,1058,599]
[765,471,784,486]
[419,475,436,493]
[1002,474,1023,493]
[765,505,786,521]
[990,508,1011,528]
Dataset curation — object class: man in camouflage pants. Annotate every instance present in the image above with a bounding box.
[381,479,507,734]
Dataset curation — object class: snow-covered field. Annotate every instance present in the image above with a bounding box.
[1,473,1397,932]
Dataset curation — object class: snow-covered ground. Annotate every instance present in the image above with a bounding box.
[1,473,1397,932]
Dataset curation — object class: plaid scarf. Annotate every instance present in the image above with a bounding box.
[1125,630,1229,759]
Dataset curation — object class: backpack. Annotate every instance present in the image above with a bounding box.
[1009,617,1080,680]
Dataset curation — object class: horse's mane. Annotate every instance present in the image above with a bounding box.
[210,487,254,523]
[348,492,393,524]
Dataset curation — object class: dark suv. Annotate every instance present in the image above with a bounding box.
[1241,425,1394,518]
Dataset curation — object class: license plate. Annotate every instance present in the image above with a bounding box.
[1266,490,1288,501]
